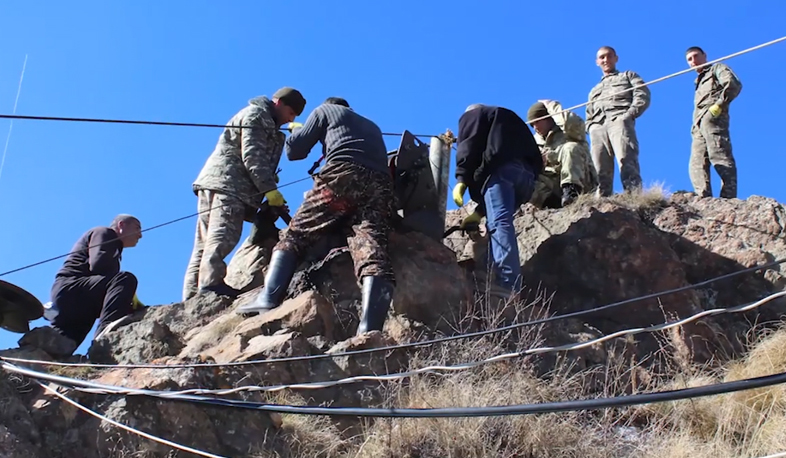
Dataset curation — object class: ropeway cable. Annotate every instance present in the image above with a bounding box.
[526,34,786,125]
[5,359,786,418]
[2,35,783,278]
[0,112,441,139]
[0,174,313,277]
[21,368,786,457]
[33,380,227,458]
[7,290,785,398]
[4,257,782,370]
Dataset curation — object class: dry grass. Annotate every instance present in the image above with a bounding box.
[251,305,786,458]
[639,324,786,457]
[572,181,672,219]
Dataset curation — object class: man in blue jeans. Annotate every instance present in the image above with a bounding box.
[453,104,543,295]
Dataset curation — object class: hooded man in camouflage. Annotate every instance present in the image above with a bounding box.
[182,87,306,301]
[586,46,651,196]
[236,97,398,336]
[527,101,597,208]
[686,46,743,199]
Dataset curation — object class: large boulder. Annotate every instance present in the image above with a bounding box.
[443,192,786,364]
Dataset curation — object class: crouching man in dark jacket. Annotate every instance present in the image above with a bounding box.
[48,214,143,353]
[236,97,397,336]
[453,104,542,297]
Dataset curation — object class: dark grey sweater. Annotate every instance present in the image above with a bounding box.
[284,103,389,174]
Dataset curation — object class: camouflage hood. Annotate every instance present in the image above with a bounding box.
[248,96,278,125]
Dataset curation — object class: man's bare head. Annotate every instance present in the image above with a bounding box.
[596,46,618,75]
[110,214,142,248]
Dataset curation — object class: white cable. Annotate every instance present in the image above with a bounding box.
[34,380,227,458]
[21,291,784,398]
[0,54,28,187]
[527,35,786,124]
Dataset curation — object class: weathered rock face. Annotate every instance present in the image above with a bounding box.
[3,192,786,457]
[445,192,786,363]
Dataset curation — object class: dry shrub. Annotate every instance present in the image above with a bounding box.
[353,365,633,458]
[251,390,354,458]
[640,325,786,457]
[248,293,786,458]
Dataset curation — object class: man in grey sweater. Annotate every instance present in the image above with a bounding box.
[236,97,397,336]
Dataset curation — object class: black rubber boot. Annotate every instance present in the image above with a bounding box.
[356,276,395,335]
[561,183,581,207]
[235,250,298,315]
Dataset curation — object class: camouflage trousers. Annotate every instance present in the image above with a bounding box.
[225,207,282,293]
[276,160,396,283]
[588,116,642,196]
[689,112,737,198]
[530,144,597,208]
[182,189,246,301]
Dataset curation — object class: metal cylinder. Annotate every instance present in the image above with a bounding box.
[429,136,450,230]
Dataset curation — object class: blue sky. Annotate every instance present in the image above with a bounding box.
[1,1,784,354]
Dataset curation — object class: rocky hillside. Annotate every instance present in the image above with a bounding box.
[2,190,786,458]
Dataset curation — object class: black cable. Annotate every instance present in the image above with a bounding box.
[0,175,313,277]
[0,113,439,138]
[3,258,780,369]
[6,360,786,418]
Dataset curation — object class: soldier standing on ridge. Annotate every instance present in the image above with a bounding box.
[183,87,306,301]
[453,104,542,298]
[686,46,743,199]
[527,100,597,208]
[585,46,651,196]
[236,97,398,336]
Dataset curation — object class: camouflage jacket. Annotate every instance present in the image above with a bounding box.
[193,96,286,209]
[540,126,597,188]
[692,63,742,125]
[585,70,651,129]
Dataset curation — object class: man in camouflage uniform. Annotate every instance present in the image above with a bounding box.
[236,97,397,336]
[527,101,597,208]
[586,46,651,196]
[182,87,306,301]
[686,46,743,198]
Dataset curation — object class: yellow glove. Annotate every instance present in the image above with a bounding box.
[131,294,145,310]
[265,189,286,207]
[460,211,481,229]
[709,104,722,117]
[452,183,467,207]
[286,122,303,132]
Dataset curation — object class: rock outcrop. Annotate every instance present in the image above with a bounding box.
[2,191,786,457]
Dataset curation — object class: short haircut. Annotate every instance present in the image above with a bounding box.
[598,46,616,56]
[685,46,705,55]
[110,214,139,229]
[324,97,350,108]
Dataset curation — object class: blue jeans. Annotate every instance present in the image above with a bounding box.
[482,161,535,293]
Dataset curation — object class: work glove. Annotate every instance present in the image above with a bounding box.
[460,211,481,229]
[274,173,280,184]
[709,104,722,117]
[131,294,145,310]
[452,182,467,207]
[286,122,303,132]
[265,189,286,207]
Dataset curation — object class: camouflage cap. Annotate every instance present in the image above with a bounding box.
[273,87,307,116]
[527,102,549,122]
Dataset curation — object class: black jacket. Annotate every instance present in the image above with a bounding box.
[455,105,542,208]
[54,226,124,279]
